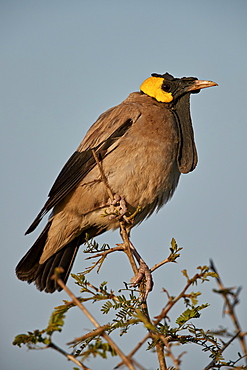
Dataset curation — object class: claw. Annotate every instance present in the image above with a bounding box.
[106,194,129,221]
[111,194,121,205]
[130,260,154,299]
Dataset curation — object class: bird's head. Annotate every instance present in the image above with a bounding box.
[140,72,217,103]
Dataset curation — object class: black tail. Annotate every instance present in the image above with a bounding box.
[16,224,106,293]
[16,223,52,284]
[34,237,81,293]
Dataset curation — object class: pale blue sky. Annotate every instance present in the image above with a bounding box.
[1,1,247,369]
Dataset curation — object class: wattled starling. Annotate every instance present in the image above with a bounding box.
[16,72,217,293]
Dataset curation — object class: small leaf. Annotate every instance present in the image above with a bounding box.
[170,238,178,252]
[182,269,189,280]
[176,304,209,327]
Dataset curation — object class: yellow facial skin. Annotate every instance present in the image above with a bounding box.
[140,77,173,103]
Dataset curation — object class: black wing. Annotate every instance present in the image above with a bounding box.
[25,118,133,234]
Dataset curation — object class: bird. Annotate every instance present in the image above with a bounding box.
[16,72,217,293]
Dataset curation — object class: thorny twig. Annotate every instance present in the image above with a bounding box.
[116,271,203,369]
[47,340,91,369]
[210,259,247,365]
[91,148,114,202]
[151,257,171,273]
[67,325,110,345]
[53,269,136,370]
[85,245,124,259]
[116,268,223,369]
[203,331,240,370]
[160,335,186,370]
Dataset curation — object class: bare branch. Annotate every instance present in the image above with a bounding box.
[85,245,124,260]
[159,335,185,370]
[203,331,240,370]
[47,341,91,369]
[155,341,167,370]
[151,257,170,273]
[114,334,150,369]
[91,148,114,202]
[210,259,247,364]
[67,325,110,345]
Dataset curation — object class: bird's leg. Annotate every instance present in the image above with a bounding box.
[118,235,153,299]
[129,242,154,299]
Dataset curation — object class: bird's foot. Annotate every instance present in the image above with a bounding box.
[130,259,154,300]
[104,194,130,222]
[104,195,142,225]
[117,240,153,299]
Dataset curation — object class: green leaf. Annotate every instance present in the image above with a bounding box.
[12,330,48,348]
[176,304,209,327]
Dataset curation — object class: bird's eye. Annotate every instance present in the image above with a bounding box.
[162,83,171,93]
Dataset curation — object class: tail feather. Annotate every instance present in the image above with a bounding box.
[16,224,107,293]
[35,238,81,293]
[16,223,51,282]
